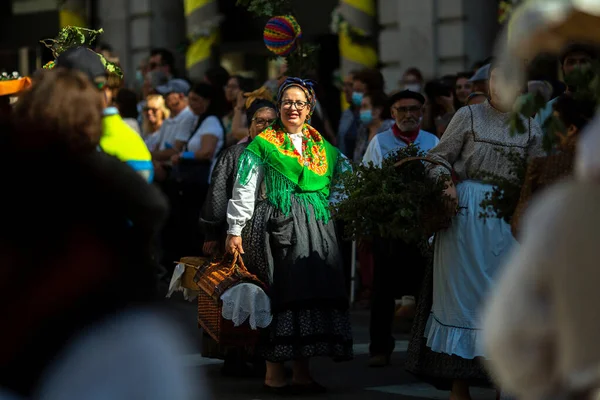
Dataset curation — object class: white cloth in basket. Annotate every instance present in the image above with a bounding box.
[166,263,198,302]
[220,283,272,330]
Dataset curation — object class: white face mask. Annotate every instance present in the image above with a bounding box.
[404,83,422,93]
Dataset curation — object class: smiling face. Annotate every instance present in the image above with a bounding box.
[249,107,277,139]
[455,77,473,104]
[279,86,311,132]
[144,97,163,124]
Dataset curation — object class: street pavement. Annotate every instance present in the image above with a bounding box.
[163,293,497,400]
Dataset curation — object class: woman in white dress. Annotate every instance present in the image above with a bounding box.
[422,62,544,400]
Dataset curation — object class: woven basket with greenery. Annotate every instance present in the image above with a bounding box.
[333,145,456,248]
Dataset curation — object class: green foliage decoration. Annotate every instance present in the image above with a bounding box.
[236,0,293,16]
[40,26,123,78]
[332,145,454,251]
[478,148,528,224]
[484,63,600,224]
[509,63,600,150]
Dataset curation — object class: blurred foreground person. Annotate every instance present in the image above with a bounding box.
[0,68,178,396]
[55,46,153,181]
[483,117,600,399]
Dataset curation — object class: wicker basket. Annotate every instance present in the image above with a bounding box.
[393,156,457,237]
[196,252,264,346]
[511,149,575,238]
[179,256,211,290]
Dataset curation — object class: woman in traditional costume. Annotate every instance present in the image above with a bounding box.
[225,77,353,393]
[198,89,276,377]
[407,62,545,400]
[201,87,277,257]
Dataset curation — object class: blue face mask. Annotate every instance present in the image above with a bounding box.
[359,109,373,124]
[352,92,364,107]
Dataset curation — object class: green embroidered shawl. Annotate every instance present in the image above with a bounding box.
[237,120,340,222]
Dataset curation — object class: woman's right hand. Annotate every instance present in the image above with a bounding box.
[444,181,458,212]
[235,91,245,110]
[225,234,244,254]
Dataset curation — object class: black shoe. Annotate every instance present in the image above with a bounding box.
[291,381,327,394]
[263,384,294,395]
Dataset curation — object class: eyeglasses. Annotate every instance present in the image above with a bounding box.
[281,100,309,110]
[394,105,422,114]
[253,118,275,126]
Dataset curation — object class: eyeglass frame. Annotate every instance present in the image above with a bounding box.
[252,117,276,126]
[280,100,310,110]
[393,105,422,115]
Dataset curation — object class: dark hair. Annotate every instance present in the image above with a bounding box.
[115,88,139,120]
[190,82,226,119]
[424,79,453,100]
[403,67,424,83]
[150,48,175,71]
[456,71,473,80]
[472,60,486,71]
[205,66,230,88]
[365,91,391,119]
[13,68,104,152]
[96,43,113,53]
[560,43,598,64]
[553,94,596,131]
[354,68,385,92]
[230,75,255,93]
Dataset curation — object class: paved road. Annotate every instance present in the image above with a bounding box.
[164,294,495,400]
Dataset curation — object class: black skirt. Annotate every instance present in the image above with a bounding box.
[242,198,354,363]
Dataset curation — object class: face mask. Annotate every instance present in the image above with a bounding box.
[404,83,422,93]
[359,109,373,124]
[352,92,363,106]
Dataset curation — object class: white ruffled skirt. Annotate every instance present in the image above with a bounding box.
[424,180,516,360]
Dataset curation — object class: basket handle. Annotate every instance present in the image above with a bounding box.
[393,156,453,175]
[222,250,248,276]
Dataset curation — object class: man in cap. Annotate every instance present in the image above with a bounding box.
[363,90,439,368]
[363,90,439,167]
[150,78,197,168]
[56,46,154,182]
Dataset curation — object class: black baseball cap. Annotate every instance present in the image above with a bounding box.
[55,46,108,87]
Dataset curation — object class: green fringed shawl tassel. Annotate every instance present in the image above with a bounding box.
[237,150,331,223]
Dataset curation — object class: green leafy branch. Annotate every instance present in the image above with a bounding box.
[236,0,293,16]
[332,145,453,251]
[40,26,123,78]
[509,61,600,151]
[478,148,528,224]
[41,26,104,59]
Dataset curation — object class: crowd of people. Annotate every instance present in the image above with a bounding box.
[1,33,599,398]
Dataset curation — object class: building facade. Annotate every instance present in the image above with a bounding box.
[378,0,500,92]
